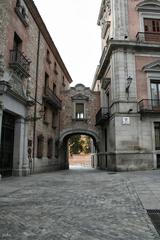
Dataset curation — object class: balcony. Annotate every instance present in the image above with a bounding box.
[43,87,62,110]
[9,49,31,78]
[136,32,160,43]
[138,99,160,113]
[96,107,109,126]
[99,46,107,67]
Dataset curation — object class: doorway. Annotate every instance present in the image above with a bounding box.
[0,112,15,177]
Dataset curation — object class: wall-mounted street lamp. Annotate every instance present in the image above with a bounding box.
[25,108,45,122]
[126,76,132,93]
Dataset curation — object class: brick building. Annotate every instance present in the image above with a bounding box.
[0,0,72,177]
[92,0,160,171]
[59,84,100,169]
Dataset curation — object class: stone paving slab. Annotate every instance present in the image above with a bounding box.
[0,168,160,240]
[123,170,160,210]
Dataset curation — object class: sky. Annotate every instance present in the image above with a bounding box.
[34,0,101,87]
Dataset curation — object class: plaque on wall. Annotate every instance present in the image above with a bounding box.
[122,117,130,125]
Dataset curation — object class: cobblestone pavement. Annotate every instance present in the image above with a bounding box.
[0,167,160,240]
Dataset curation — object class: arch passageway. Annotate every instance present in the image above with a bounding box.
[58,84,100,170]
[58,128,100,169]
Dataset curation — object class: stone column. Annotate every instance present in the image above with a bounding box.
[22,120,30,176]
[112,0,128,39]
[13,118,29,176]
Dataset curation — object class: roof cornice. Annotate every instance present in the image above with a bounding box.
[24,0,72,83]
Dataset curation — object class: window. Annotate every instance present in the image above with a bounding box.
[144,18,160,42]
[43,106,49,124]
[47,138,53,158]
[144,19,160,33]
[44,73,49,94]
[151,82,160,107]
[154,123,160,150]
[62,76,65,87]
[46,50,51,64]
[54,62,58,75]
[53,83,56,94]
[21,7,26,18]
[52,111,57,129]
[13,32,22,51]
[76,103,84,119]
[37,135,44,158]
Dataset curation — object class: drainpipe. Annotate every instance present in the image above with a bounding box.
[32,29,41,173]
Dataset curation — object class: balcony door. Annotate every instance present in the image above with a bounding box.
[151,82,160,109]
[144,18,160,42]
[13,32,22,51]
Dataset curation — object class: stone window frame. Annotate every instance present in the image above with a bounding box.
[146,72,160,100]
[139,12,160,33]
[75,102,85,120]
[73,101,87,121]
[15,0,29,27]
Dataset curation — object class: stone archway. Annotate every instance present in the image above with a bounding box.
[58,128,100,169]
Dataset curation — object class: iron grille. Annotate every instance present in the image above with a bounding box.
[136,32,160,43]
[147,209,160,235]
[138,99,160,112]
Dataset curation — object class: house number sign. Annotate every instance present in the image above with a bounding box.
[122,117,130,125]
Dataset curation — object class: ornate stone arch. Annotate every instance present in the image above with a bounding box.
[59,128,100,150]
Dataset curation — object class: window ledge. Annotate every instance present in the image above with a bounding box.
[72,118,88,122]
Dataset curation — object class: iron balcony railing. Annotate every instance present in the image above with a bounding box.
[138,99,160,112]
[96,107,109,125]
[44,87,62,110]
[136,32,160,43]
[9,49,31,77]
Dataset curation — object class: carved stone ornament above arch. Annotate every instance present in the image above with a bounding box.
[143,60,160,72]
[136,0,160,12]
[74,83,85,91]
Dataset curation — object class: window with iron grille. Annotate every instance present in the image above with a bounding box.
[37,135,44,158]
